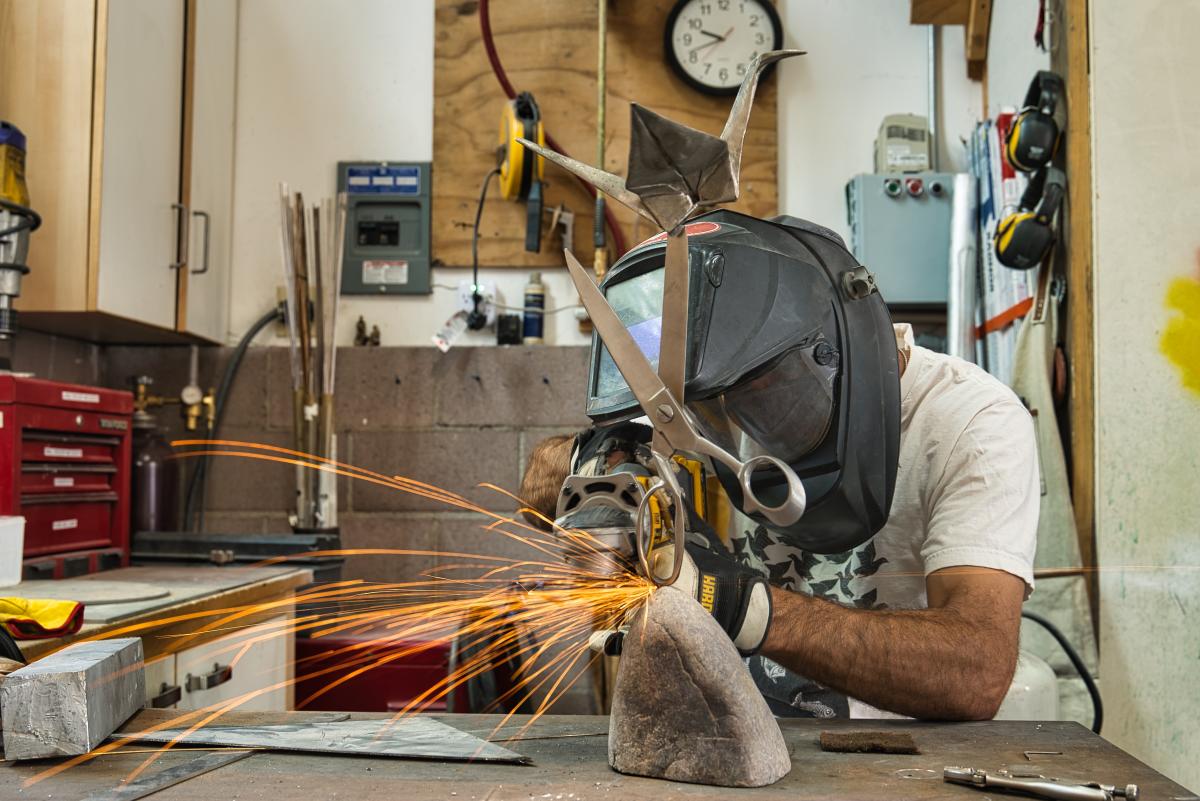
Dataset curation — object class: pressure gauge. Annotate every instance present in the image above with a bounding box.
[664,0,784,96]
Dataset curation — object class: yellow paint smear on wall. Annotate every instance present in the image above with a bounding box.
[1161,276,1200,396]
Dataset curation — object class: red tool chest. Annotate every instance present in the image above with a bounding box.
[0,375,133,579]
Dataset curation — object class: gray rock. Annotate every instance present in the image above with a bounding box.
[608,586,791,787]
[1,638,144,760]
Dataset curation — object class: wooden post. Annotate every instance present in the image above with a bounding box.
[1053,0,1098,630]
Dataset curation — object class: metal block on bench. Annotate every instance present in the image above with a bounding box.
[1,637,144,759]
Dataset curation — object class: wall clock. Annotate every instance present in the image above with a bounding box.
[664,0,784,96]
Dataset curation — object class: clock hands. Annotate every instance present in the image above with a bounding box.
[689,26,734,58]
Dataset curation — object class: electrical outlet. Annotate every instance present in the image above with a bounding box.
[457,280,496,329]
[275,285,317,338]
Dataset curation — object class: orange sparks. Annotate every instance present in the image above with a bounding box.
[24,440,655,788]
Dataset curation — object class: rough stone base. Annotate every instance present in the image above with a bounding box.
[608,586,791,787]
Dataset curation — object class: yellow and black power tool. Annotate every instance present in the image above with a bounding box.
[0,121,39,360]
[497,92,545,253]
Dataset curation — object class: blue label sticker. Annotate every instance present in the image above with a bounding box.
[346,165,421,195]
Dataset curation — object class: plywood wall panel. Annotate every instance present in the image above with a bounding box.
[432,0,779,269]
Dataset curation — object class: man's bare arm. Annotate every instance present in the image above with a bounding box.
[760,567,1025,720]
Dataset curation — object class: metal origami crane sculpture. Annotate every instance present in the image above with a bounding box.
[518,49,805,233]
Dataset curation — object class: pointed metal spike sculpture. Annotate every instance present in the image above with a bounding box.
[518,49,804,232]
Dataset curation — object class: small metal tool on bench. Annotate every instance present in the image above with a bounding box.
[944,766,1139,801]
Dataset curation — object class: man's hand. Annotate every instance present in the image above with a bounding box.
[651,540,772,655]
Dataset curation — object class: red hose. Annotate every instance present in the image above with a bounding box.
[478,0,628,256]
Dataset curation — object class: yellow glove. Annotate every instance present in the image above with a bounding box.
[0,597,85,639]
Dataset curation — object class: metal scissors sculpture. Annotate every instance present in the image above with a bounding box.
[519,50,808,587]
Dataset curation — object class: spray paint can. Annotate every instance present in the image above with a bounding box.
[522,272,545,344]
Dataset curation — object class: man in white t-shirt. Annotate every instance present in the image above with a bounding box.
[521,323,1038,721]
[728,322,1039,720]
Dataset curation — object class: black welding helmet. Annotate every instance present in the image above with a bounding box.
[585,209,900,554]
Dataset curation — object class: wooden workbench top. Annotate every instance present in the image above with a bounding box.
[15,565,313,662]
[1,710,1193,801]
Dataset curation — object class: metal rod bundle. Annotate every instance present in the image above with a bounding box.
[277,182,346,530]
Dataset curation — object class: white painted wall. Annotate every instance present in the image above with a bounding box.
[985,0,1050,117]
[227,0,588,347]
[1092,0,1200,790]
[775,0,982,239]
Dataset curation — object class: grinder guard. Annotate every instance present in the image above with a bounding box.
[585,210,900,554]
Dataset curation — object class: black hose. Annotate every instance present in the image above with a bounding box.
[468,168,502,330]
[184,304,285,531]
[1021,609,1102,734]
[0,198,41,239]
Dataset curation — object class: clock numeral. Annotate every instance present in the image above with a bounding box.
[689,50,699,64]
[737,62,747,76]
[688,17,702,29]
[755,31,766,44]
[682,32,692,45]
[750,13,759,26]
[718,0,730,9]
[699,2,712,13]
[704,63,712,74]
[718,67,729,82]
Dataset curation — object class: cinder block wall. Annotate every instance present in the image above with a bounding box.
[100,345,591,584]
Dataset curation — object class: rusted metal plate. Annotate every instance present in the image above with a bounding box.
[0,712,1193,801]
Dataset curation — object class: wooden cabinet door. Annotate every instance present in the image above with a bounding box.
[94,0,186,330]
[180,0,237,342]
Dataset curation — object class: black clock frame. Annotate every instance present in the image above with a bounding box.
[663,0,784,96]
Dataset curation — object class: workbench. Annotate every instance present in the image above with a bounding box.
[11,566,312,711]
[1,710,1193,801]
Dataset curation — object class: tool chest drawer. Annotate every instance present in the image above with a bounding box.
[21,432,119,464]
[21,499,117,556]
[20,465,116,495]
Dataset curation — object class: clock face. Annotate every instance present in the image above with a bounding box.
[665,0,783,95]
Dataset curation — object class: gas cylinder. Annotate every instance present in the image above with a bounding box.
[131,394,179,533]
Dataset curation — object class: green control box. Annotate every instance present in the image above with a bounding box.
[337,161,431,295]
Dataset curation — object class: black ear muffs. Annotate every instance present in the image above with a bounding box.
[1007,71,1066,172]
[994,166,1066,270]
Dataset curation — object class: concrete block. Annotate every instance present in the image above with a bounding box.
[434,513,550,571]
[1,638,145,760]
[267,347,438,432]
[200,513,272,535]
[434,346,591,427]
[350,429,520,513]
[203,427,295,512]
[209,348,269,428]
[339,514,439,585]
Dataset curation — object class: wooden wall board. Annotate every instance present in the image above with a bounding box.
[1054,0,1097,628]
[910,0,969,26]
[431,0,780,269]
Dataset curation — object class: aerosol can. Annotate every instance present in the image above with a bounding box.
[522,272,545,344]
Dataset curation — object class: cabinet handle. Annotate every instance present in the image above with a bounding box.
[170,203,190,270]
[150,681,183,708]
[186,662,233,692]
[190,210,210,275]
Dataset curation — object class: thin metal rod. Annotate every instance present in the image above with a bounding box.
[594,0,608,261]
[928,25,939,172]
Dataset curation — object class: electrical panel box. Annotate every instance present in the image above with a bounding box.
[845,172,956,306]
[338,161,432,295]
